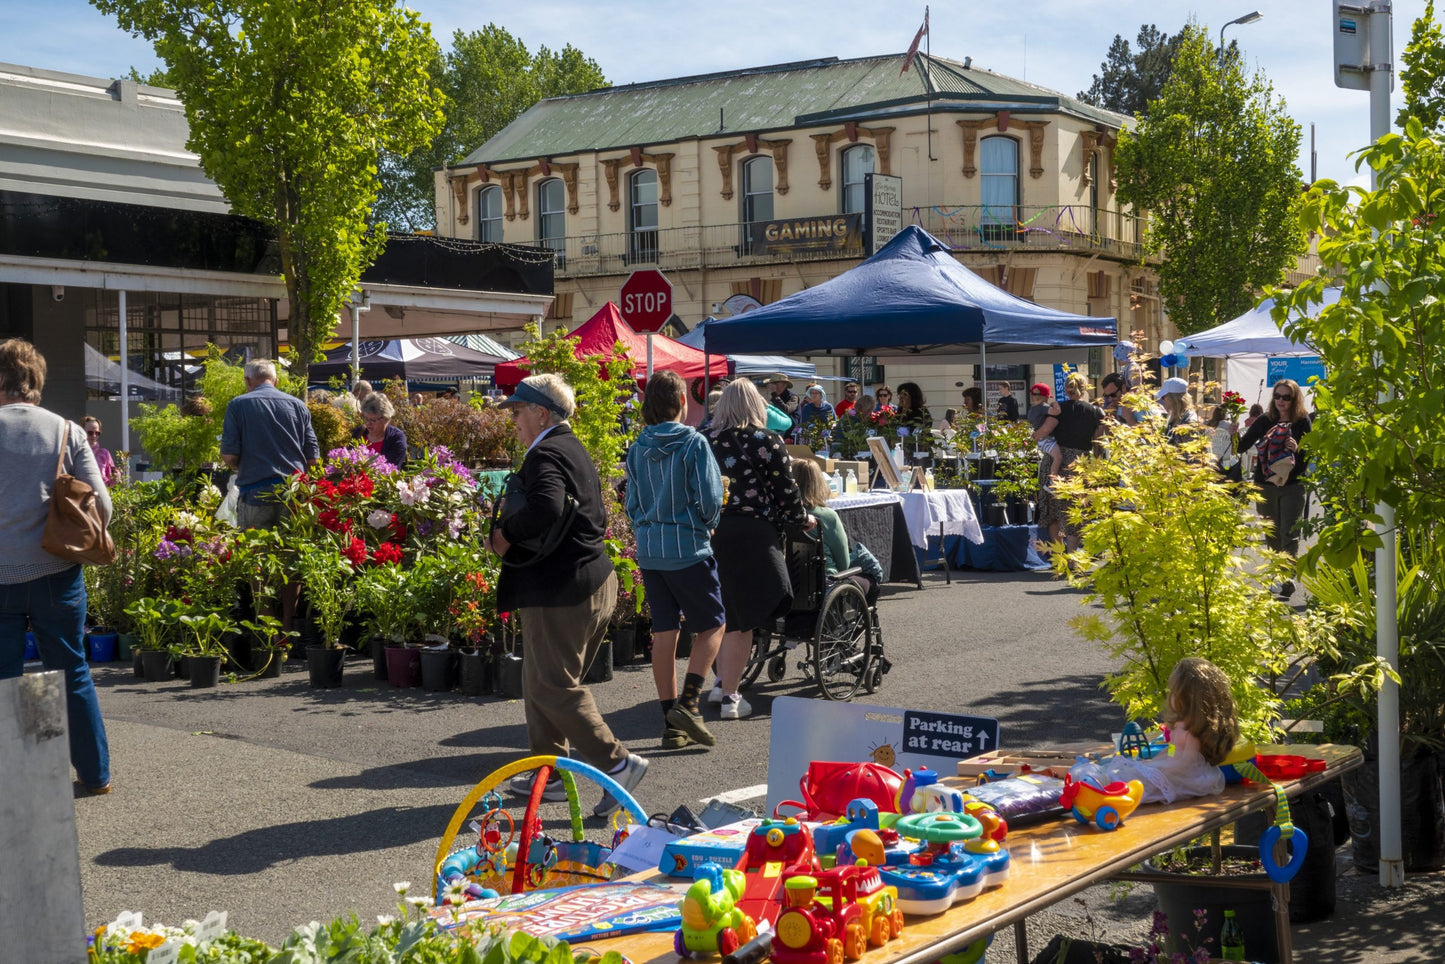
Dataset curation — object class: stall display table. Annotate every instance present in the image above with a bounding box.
[952,523,1050,571]
[898,489,983,549]
[581,743,1360,964]
[826,492,920,587]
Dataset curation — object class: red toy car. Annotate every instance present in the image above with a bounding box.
[735,818,819,927]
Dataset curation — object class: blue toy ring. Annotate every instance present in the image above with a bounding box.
[1259,824,1308,883]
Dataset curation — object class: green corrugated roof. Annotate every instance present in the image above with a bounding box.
[462,53,1130,166]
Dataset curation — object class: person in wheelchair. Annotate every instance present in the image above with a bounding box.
[790,461,879,606]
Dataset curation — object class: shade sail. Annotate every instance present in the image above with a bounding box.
[308,337,511,383]
[702,226,1116,357]
[495,302,728,390]
[1175,287,1340,358]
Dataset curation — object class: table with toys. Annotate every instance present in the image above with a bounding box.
[431,743,1361,964]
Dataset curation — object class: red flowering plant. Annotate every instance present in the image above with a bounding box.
[1219,390,1247,421]
[442,541,500,648]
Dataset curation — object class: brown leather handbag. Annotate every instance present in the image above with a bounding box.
[41,421,116,565]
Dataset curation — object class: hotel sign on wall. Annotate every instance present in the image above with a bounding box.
[865,173,903,255]
[748,214,863,255]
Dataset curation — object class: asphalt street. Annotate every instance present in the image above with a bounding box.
[63,565,1444,961]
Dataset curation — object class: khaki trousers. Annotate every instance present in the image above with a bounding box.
[516,573,625,770]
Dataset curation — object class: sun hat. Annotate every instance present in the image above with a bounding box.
[1030,383,1051,398]
[1155,376,1189,401]
[498,380,569,418]
[764,373,794,388]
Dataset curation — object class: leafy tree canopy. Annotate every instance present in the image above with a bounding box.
[1114,24,1305,336]
[374,25,608,232]
[1077,24,1183,118]
[93,0,446,382]
[1400,0,1445,132]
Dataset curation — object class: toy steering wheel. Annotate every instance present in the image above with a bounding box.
[894,812,983,843]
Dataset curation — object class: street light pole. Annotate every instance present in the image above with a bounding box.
[1219,10,1264,68]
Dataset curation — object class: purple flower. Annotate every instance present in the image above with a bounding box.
[153,538,180,560]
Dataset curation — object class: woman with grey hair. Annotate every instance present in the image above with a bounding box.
[351,391,408,465]
[0,338,113,795]
[490,373,648,816]
[706,378,809,720]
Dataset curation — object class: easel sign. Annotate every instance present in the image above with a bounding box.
[766,695,1001,815]
[867,436,902,490]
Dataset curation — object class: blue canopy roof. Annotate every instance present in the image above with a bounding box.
[676,320,818,380]
[703,226,1116,358]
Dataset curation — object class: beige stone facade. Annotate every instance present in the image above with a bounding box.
[434,54,1163,401]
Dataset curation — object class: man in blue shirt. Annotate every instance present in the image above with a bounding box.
[220,359,319,633]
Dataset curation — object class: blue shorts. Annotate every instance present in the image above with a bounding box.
[638,558,726,634]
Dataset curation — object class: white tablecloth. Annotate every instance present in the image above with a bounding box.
[825,491,903,511]
[898,489,984,549]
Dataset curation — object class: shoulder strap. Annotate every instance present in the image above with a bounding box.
[54,420,69,477]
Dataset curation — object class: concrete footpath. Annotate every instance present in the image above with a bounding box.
[64,568,1445,961]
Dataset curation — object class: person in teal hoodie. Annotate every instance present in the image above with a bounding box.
[625,370,725,751]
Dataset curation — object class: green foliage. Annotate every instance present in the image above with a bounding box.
[308,401,356,459]
[1077,24,1183,118]
[381,385,516,465]
[1049,419,1299,739]
[512,321,637,482]
[1114,24,1305,336]
[1275,120,1445,563]
[92,0,446,380]
[375,25,608,230]
[984,420,1041,501]
[293,542,354,648]
[1400,1,1445,132]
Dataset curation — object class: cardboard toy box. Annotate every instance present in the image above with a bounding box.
[956,744,1106,780]
[658,817,763,878]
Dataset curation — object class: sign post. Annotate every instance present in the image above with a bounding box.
[620,269,674,380]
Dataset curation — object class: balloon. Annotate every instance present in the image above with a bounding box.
[1158,340,1175,356]
[1173,347,1190,364]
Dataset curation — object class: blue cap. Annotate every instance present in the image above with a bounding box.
[499,381,569,418]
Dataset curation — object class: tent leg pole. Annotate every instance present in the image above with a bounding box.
[118,289,129,478]
[979,342,988,446]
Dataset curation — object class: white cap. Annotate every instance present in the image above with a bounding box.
[1155,376,1189,400]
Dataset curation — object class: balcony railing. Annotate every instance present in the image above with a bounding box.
[547,205,1144,279]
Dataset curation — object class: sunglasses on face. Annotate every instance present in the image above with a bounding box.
[86,430,101,437]
[1102,389,1119,399]
[1274,393,1293,401]
[877,392,891,399]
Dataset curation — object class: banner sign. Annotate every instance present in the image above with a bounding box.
[865,174,903,255]
[1266,355,1325,387]
[749,214,863,255]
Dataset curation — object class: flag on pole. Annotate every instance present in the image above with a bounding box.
[901,8,929,74]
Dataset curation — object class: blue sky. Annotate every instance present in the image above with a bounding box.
[1,0,1429,188]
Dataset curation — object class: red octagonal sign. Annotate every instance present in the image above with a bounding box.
[619,268,673,333]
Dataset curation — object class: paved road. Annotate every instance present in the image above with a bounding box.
[66,565,1443,961]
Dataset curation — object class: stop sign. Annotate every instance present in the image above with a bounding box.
[619,269,673,333]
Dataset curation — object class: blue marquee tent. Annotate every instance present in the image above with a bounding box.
[702,226,1116,360]
[676,320,818,380]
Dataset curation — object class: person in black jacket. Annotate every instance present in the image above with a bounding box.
[351,392,408,466]
[1231,378,1312,596]
[489,374,648,817]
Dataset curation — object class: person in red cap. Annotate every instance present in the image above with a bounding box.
[1026,384,1062,481]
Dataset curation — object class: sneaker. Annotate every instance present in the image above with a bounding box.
[707,683,725,704]
[666,704,717,747]
[720,694,753,720]
[507,772,567,802]
[73,780,112,798]
[593,754,649,818]
[661,726,692,750]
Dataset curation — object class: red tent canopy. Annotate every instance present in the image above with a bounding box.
[494,302,728,391]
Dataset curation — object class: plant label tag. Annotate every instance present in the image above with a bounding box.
[197,910,228,942]
[148,942,181,964]
[112,911,143,932]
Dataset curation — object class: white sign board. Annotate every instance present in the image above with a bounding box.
[865,174,904,255]
[1334,2,1392,92]
[765,695,1000,815]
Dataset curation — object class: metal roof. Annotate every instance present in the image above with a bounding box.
[462,53,1130,166]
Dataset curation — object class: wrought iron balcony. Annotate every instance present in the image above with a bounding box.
[542,205,1144,279]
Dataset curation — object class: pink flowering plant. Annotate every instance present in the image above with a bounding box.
[1130,908,1214,964]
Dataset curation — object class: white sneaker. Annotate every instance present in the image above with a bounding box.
[708,683,725,704]
[720,694,752,720]
[593,754,649,818]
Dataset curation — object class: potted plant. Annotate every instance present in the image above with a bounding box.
[448,554,499,698]
[125,596,182,683]
[175,606,239,688]
[355,562,418,681]
[986,420,1040,526]
[293,543,354,688]
[82,564,120,663]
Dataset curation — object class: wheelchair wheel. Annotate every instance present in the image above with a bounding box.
[767,656,787,682]
[812,581,873,701]
[738,628,770,690]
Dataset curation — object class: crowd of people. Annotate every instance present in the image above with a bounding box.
[0,328,1314,808]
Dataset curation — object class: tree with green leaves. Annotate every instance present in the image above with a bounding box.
[374,25,607,231]
[1077,24,1182,118]
[93,0,446,382]
[1400,0,1445,132]
[1114,24,1305,337]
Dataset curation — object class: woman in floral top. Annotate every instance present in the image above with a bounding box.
[706,379,809,720]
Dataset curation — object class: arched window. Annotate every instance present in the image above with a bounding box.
[980,137,1019,238]
[537,179,566,259]
[741,155,773,254]
[628,169,658,263]
[477,185,503,243]
[840,145,874,215]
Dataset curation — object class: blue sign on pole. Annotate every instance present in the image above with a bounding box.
[1053,364,1069,399]
[1266,356,1325,386]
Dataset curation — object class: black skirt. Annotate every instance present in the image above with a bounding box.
[712,514,791,632]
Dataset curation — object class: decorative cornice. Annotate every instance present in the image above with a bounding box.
[1081,129,1118,191]
[485,159,581,221]
[955,120,989,178]
[448,167,500,225]
[600,151,677,211]
[712,138,793,200]
[808,125,894,190]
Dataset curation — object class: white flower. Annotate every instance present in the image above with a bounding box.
[444,880,468,904]
[393,881,411,895]
[406,895,430,908]
[367,509,393,530]
[376,914,396,926]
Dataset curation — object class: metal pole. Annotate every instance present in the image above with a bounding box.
[118,288,129,477]
[646,331,655,381]
[1367,0,1403,891]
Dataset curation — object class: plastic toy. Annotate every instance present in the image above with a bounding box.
[432,754,647,905]
[734,817,820,927]
[896,768,965,815]
[776,761,904,821]
[1253,754,1328,781]
[1229,756,1310,883]
[877,812,1010,915]
[676,864,759,957]
[1059,773,1144,830]
[1117,721,1166,759]
[770,865,904,964]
